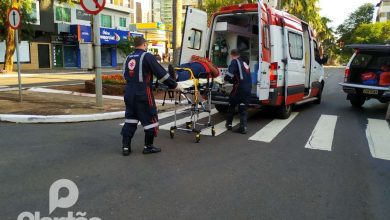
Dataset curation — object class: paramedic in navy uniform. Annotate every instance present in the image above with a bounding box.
[121,37,183,156]
[224,49,252,134]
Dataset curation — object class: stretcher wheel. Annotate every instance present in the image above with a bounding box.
[195,132,201,143]
[211,126,216,137]
[170,127,175,139]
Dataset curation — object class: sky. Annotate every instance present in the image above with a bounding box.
[319,0,380,30]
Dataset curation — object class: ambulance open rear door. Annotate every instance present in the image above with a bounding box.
[179,7,208,65]
[257,0,271,100]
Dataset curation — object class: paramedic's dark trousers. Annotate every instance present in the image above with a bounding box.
[227,97,248,129]
[121,86,159,148]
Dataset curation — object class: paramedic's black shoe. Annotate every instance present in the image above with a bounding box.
[168,64,176,80]
[143,145,161,154]
[234,127,247,134]
[122,146,131,156]
[225,123,232,131]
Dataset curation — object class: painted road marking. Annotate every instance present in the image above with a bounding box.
[119,107,190,126]
[249,112,299,143]
[366,119,390,161]
[159,108,218,130]
[304,115,338,151]
[201,118,240,136]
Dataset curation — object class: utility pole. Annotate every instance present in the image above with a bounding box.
[92,15,103,107]
[172,0,182,66]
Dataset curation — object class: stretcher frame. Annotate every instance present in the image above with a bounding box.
[164,67,216,143]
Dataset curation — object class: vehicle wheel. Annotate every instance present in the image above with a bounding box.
[314,83,323,104]
[185,122,192,129]
[215,104,228,113]
[195,132,201,143]
[211,126,216,137]
[276,104,292,119]
[169,127,175,139]
[349,94,365,108]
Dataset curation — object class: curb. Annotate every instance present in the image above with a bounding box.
[0,111,125,124]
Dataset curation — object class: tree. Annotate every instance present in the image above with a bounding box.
[0,0,72,72]
[172,0,183,66]
[117,38,135,57]
[336,3,375,63]
[350,21,390,44]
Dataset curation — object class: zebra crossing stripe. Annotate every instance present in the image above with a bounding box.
[304,115,338,151]
[119,107,190,126]
[366,118,390,161]
[249,112,299,143]
[159,108,218,130]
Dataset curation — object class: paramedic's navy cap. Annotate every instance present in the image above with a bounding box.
[134,37,147,47]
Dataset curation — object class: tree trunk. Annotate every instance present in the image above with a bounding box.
[4,27,16,72]
[172,0,183,66]
[3,0,19,73]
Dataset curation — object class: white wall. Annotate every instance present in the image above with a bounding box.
[0,41,31,63]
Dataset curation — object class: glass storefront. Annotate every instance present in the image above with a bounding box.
[101,46,113,67]
[52,44,63,68]
[63,45,78,68]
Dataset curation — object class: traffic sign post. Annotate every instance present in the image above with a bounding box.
[8,8,22,102]
[81,0,106,107]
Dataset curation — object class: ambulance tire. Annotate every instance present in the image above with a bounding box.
[215,104,228,113]
[276,104,292,119]
[349,94,365,108]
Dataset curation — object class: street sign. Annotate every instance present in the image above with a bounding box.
[7,8,21,30]
[80,0,106,15]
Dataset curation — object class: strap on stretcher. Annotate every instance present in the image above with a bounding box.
[174,67,201,103]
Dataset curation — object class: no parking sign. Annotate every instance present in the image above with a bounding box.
[80,0,106,15]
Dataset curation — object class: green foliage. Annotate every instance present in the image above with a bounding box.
[351,21,390,44]
[336,3,375,63]
[117,38,135,57]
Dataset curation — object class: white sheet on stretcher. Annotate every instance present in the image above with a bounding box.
[177,76,224,89]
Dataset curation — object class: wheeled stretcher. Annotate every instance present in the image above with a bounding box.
[159,67,222,142]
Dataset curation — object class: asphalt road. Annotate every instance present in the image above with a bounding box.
[1,67,389,220]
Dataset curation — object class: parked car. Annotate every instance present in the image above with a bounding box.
[339,44,390,108]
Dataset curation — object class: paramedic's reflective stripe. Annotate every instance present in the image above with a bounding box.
[122,55,130,78]
[125,119,139,124]
[225,72,234,78]
[138,52,147,83]
[236,59,244,80]
[144,122,159,130]
[159,73,170,83]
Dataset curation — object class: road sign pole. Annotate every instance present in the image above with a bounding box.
[15,29,22,102]
[93,14,103,107]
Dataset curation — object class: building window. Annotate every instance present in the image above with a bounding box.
[288,32,303,60]
[101,14,112,28]
[187,29,202,50]
[119,17,127,27]
[387,12,390,20]
[55,6,71,23]
[31,2,40,24]
[383,0,390,6]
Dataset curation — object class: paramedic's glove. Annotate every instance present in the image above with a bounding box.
[175,84,185,93]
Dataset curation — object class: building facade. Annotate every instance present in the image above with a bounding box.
[376,0,390,22]
[4,0,139,71]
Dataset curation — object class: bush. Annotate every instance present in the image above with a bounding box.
[95,74,126,85]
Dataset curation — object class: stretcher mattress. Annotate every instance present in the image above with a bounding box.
[177,76,224,89]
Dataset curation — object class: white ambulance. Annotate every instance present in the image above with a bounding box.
[179,1,327,119]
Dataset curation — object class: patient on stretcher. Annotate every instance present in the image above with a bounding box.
[168,55,220,82]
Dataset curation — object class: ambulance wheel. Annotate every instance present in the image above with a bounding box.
[215,104,228,113]
[195,132,201,143]
[349,94,365,108]
[276,104,292,119]
[211,126,216,137]
[169,127,175,139]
